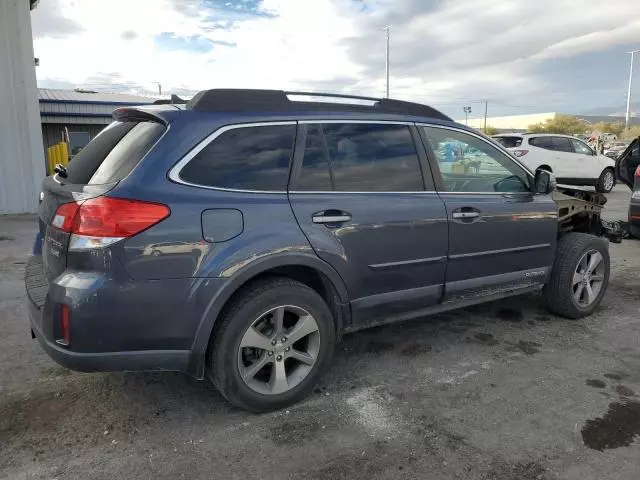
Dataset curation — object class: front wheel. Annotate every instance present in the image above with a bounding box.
[595,168,615,193]
[208,277,336,412]
[543,233,610,319]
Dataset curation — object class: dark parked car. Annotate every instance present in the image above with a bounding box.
[26,90,617,411]
[615,137,640,238]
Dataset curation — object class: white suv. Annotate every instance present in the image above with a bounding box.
[493,133,616,193]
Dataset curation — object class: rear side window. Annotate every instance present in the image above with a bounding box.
[64,121,165,185]
[528,136,554,150]
[179,125,296,190]
[294,123,424,192]
[295,125,332,191]
[493,136,522,148]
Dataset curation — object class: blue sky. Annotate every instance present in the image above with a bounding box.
[31,0,640,119]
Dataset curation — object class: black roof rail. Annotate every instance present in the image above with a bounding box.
[186,89,452,121]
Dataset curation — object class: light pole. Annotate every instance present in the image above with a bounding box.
[383,25,391,98]
[463,106,472,126]
[626,50,639,130]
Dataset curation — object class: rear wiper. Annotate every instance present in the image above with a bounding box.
[54,164,68,178]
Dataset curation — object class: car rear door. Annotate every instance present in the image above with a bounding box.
[419,125,557,303]
[528,136,575,178]
[288,122,449,325]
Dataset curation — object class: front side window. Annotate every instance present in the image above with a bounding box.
[179,124,296,190]
[421,126,530,193]
[293,123,424,192]
[570,139,593,155]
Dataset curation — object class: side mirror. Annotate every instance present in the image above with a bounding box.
[534,168,556,194]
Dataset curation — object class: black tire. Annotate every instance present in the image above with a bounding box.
[208,277,336,412]
[629,223,640,239]
[538,165,552,173]
[595,168,615,193]
[543,233,610,319]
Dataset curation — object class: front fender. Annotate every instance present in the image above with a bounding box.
[186,252,349,378]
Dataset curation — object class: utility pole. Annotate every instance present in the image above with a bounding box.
[153,81,162,96]
[463,106,472,126]
[383,26,391,98]
[483,100,488,132]
[626,50,639,130]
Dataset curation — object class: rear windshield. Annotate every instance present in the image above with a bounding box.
[493,136,522,148]
[63,121,166,184]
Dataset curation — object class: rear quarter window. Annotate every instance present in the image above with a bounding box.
[178,124,296,191]
[64,121,166,185]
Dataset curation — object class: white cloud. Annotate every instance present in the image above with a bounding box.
[31,0,640,114]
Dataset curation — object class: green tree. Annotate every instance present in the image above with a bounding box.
[481,125,499,135]
[527,115,590,135]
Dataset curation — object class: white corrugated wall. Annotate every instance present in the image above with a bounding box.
[0,0,45,214]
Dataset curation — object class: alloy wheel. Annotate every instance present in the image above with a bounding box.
[603,171,615,192]
[237,305,320,395]
[572,249,605,307]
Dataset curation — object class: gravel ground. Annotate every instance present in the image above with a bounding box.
[1,186,638,480]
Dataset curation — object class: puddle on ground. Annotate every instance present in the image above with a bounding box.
[586,379,606,389]
[496,308,523,322]
[581,401,640,450]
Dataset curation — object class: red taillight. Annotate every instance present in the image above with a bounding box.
[512,149,529,157]
[53,197,170,238]
[52,202,81,232]
[57,304,71,346]
[635,166,640,178]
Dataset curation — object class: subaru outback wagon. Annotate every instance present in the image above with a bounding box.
[26,90,615,412]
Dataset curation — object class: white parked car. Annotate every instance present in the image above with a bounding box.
[492,133,616,193]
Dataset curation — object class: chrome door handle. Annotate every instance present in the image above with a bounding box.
[312,214,352,224]
[452,211,480,219]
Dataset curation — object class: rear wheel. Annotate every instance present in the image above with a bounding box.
[543,233,610,318]
[208,277,336,412]
[596,168,615,193]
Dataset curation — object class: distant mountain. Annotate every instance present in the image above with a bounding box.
[580,105,636,116]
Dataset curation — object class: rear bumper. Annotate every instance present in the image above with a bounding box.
[25,253,228,374]
[28,296,189,372]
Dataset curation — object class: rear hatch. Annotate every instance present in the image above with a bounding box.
[39,119,166,281]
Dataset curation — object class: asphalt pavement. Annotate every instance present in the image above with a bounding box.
[0,186,638,480]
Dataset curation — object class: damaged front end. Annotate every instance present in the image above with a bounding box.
[553,186,624,243]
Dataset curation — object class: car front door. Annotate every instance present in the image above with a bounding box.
[288,122,449,325]
[616,137,640,189]
[419,125,558,304]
